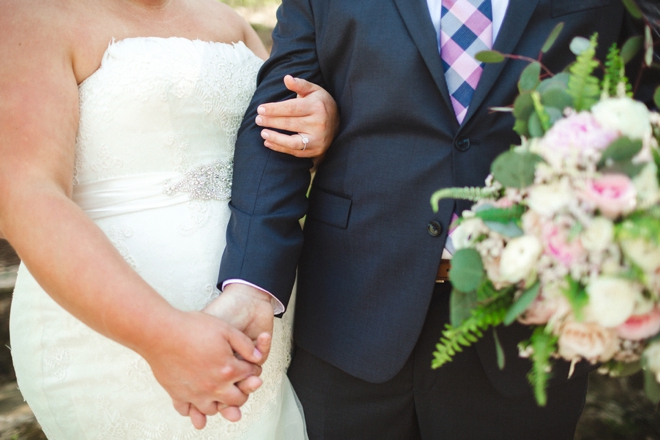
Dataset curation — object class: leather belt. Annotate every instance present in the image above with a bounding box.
[436,259,451,283]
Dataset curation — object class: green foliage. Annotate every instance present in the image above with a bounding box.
[432,295,511,369]
[599,136,643,164]
[602,43,632,97]
[475,50,505,63]
[531,91,552,133]
[541,22,564,54]
[621,35,643,64]
[449,249,485,294]
[430,187,500,212]
[491,150,545,188]
[621,0,643,19]
[474,205,525,223]
[526,327,559,407]
[493,327,506,370]
[617,215,660,245]
[562,277,589,321]
[504,283,541,325]
[655,86,660,109]
[450,288,478,327]
[567,34,601,111]
[519,62,541,93]
[644,369,660,404]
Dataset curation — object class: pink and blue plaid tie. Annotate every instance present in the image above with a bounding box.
[440,0,493,124]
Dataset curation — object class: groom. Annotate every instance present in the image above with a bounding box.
[220,0,651,438]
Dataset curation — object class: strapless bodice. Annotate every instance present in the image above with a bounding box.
[73,37,262,193]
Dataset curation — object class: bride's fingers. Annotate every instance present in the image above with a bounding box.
[189,405,208,430]
[225,325,263,365]
[172,399,191,417]
[261,130,319,158]
[236,375,263,395]
[219,405,243,422]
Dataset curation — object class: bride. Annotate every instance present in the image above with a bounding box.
[0,0,338,438]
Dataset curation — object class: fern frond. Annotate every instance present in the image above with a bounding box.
[525,327,558,407]
[431,187,500,212]
[602,43,631,98]
[432,295,510,369]
[568,34,601,111]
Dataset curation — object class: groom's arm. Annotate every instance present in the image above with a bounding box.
[219,0,324,308]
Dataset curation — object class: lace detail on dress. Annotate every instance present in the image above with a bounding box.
[164,160,233,201]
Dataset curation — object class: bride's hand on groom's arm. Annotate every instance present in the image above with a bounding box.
[255,75,339,162]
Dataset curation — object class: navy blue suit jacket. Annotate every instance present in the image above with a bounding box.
[220,0,638,389]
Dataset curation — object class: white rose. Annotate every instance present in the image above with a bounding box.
[621,238,660,273]
[585,277,640,327]
[499,235,543,283]
[644,341,660,382]
[592,97,651,140]
[632,162,660,209]
[526,179,573,218]
[450,218,488,250]
[580,217,614,252]
[558,321,619,362]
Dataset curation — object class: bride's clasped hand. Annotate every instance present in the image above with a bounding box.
[0,0,337,438]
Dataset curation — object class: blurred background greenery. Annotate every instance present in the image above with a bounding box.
[0,0,658,438]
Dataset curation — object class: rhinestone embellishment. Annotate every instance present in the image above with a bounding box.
[164,160,233,200]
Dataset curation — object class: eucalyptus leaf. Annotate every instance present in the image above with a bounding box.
[450,288,478,327]
[621,35,643,64]
[644,369,660,404]
[654,86,660,110]
[601,161,646,178]
[598,136,643,166]
[513,119,529,137]
[528,112,544,138]
[504,283,541,325]
[491,150,544,188]
[513,92,535,120]
[570,37,591,55]
[546,107,564,127]
[518,62,542,93]
[493,328,506,370]
[475,50,506,63]
[645,26,654,67]
[621,0,643,19]
[484,221,524,237]
[449,248,485,293]
[541,22,564,54]
[541,88,573,111]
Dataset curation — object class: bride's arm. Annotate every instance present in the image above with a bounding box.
[0,8,261,424]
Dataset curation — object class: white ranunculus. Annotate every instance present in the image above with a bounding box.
[450,218,488,250]
[621,238,660,273]
[499,235,543,283]
[585,277,640,328]
[633,162,660,209]
[644,341,660,382]
[592,97,651,140]
[526,180,574,218]
[581,217,614,252]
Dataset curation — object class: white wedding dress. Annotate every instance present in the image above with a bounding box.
[9,37,306,440]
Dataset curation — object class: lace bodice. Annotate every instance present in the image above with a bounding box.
[74,37,262,185]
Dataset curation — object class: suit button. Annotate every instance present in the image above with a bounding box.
[454,137,470,151]
[427,221,443,237]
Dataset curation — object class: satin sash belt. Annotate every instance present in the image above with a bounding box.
[72,173,191,220]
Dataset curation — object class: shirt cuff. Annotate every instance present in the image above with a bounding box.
[222,279,285,315]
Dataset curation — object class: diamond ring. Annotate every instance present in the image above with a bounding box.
[298,133,309,151]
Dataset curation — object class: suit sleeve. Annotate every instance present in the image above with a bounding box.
[218,0,324,308]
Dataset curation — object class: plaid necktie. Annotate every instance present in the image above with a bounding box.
[440,0,493,124]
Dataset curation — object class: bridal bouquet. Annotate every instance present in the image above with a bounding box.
[431,27,660,406]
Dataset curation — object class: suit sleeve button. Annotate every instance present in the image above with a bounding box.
[427,221,443,237]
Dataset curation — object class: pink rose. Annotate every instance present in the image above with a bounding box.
[541,223,585,267]
[558,321,619,363]
[616,307,660,341]
[580,174,637,220]
[519,293,570,326]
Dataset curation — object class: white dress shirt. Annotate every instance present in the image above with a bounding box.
[227,0,511,314]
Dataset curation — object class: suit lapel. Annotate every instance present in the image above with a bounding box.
[392,0,454,117]
[461,0,541,127]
